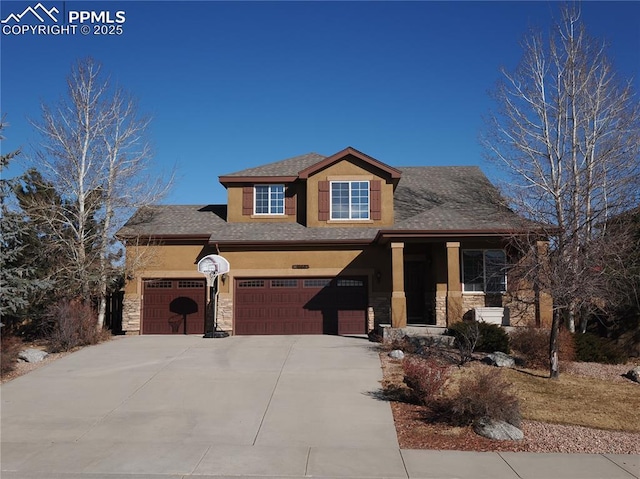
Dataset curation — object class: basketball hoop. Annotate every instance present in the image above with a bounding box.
[198,255,229,277]
[197,255,231,338]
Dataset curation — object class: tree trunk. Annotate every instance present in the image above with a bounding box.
[97,294,107,330]
[549,310,561,379]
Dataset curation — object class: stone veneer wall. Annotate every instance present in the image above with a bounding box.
[122,296,141,334]
[369,293,390,327]
[435,293,447,326]
[216,296,233,331]
[436,293,520,327]
[462,294,488,319]
[503,291,537,327]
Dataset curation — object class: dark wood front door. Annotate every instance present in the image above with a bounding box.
[404,261,427,323]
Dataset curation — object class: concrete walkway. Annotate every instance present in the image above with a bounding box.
[1,335,638,479]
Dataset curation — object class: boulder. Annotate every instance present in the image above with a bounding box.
[474,418,524,441]
[18,348,49,363]
[482,351,516,368]
[388,349,405,360]
[625,366,640,383]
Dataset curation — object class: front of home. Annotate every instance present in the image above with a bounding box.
[118,147,552,335]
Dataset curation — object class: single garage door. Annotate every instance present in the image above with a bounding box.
[234,277,367,335]
[143,279,206,334]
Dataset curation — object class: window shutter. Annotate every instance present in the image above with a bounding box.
[318,181,330,221]
[370,180,382,220]
[285,188,295,216]
[242,186,253,216]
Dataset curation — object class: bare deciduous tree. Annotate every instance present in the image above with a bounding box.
[30,58,170,329]
[483,6,640,378]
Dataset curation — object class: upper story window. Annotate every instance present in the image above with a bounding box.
[462,249,507,293]
[254,184,284,215]
[330,181,369,220]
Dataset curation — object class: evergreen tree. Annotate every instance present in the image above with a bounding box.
[0,121,49,328]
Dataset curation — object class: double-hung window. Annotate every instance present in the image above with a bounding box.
[330,181,369,220]
[254,184,284,215]
[462,249,507,293]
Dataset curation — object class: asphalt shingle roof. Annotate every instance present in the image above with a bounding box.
[221,153,326,177]
[392,166,519,231]
[119,155,527,243]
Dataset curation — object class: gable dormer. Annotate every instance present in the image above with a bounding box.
[300,147,401,227]
[219,147,401,226]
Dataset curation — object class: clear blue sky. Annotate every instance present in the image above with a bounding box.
[2,1,639,206]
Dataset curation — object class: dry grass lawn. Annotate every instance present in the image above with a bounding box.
[500,367,640,432]
[446,362,640,433]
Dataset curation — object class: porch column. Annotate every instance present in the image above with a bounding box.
[446,241,463,326]
[390,242,407,328]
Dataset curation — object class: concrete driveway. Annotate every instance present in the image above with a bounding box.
[4,335,638,479]
[1,334,401,477]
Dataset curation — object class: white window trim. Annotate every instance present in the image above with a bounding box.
[254,184,285,215]
[461,249,507,294]
[329,180,370,221]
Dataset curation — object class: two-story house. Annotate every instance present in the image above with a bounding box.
[118,147,552,335]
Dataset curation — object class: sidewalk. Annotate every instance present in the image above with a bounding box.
[2,445,638,478]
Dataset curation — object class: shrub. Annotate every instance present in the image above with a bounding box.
[47,299,107,352]
[402,357,451,405]
[510,327,549,369]
[448,321,480,364]
[574,332,628,365]
[448,321,510,359]
[1,334,23,377]
[476,322,510,353]
[510,327,576,370]
[446,368,521,427]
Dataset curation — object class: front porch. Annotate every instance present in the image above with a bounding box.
[381,238,552,330]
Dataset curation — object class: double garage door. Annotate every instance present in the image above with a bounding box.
[234,277,368,335]
[142,276,368,335]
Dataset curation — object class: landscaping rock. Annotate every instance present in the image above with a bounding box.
[388,349,405,360]
[625,366,640,383]
[382,327,407,342]
[18,348,49,363]
[482,351,516,368]
[407,335,456,350]
[474,418,524,441]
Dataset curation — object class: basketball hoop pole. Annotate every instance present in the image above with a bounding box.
[203,272,229,338]
[198,254,230,338]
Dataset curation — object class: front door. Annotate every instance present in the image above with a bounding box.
[404,261,427,324]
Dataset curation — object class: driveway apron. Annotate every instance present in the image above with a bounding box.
[1,334,400,477]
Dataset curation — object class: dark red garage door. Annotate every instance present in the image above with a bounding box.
[143,279,206,334]
[234,277,367,335]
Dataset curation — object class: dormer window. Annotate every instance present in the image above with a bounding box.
[255,184,284,215]
[330,181,370,220]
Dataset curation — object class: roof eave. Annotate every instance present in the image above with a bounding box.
[118,233,212,242]
[298,146,402,179]
[209,238,374,247]
[374,228,547,243]
[219,175,299,185]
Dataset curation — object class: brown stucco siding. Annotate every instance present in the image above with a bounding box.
[124,244,208,296]
[226,184,299,224]
[306,159,395,228]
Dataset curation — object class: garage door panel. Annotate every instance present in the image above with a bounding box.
[234,277,367,335]
[143,279,206,335]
